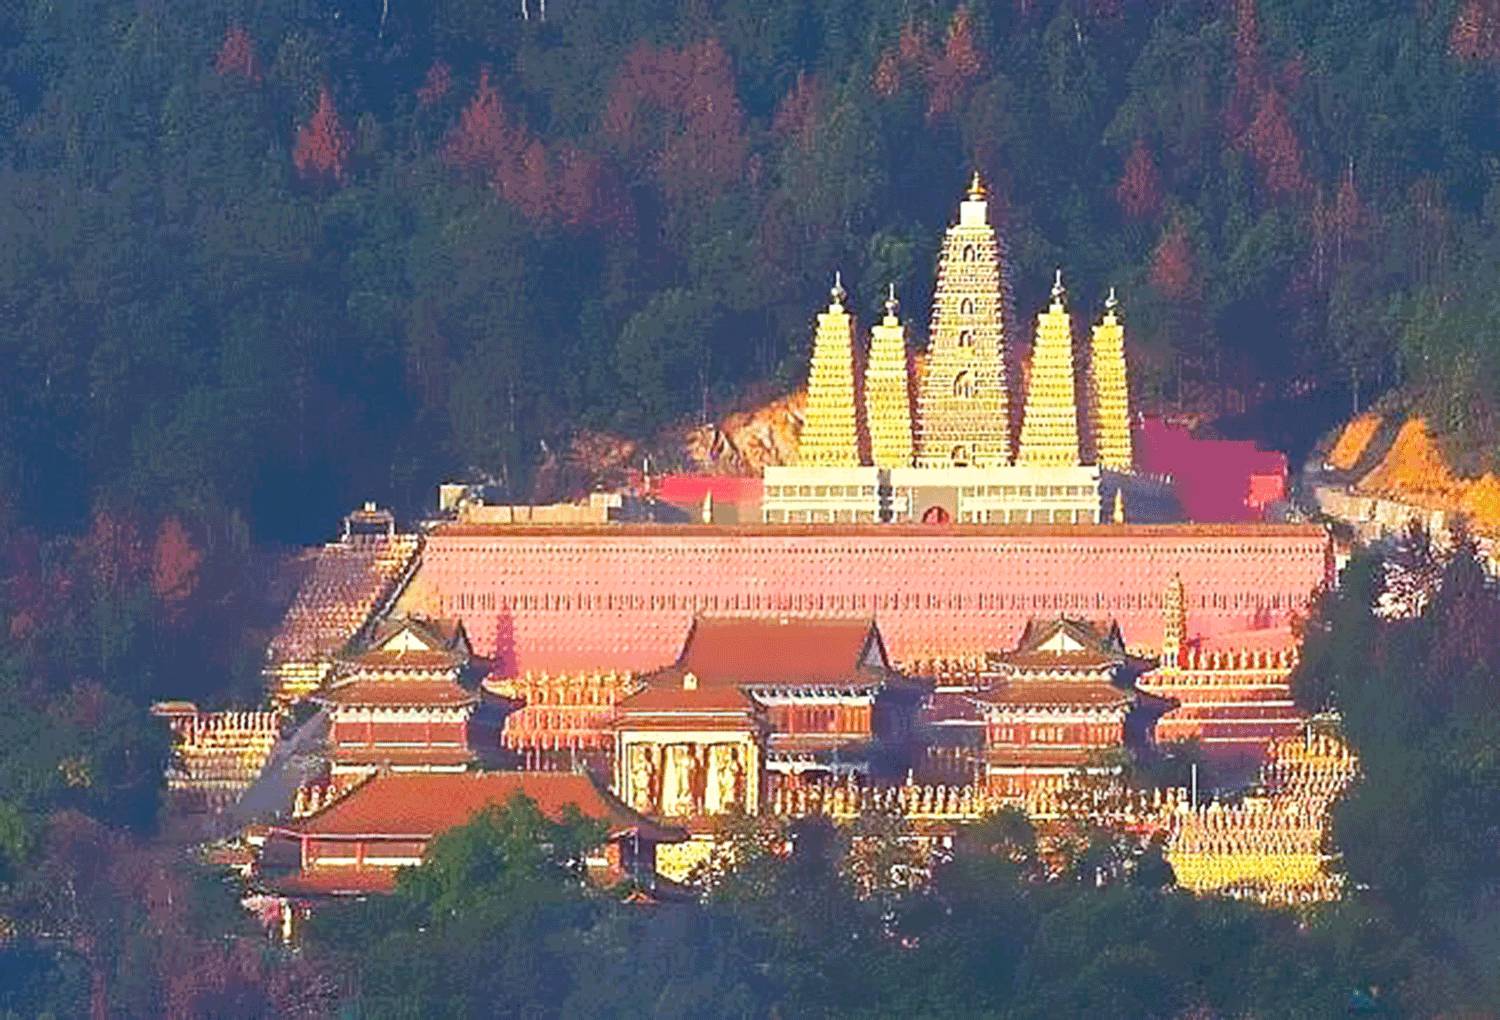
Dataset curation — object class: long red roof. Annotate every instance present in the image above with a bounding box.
[291,771,684,843]
[670,616,886,685]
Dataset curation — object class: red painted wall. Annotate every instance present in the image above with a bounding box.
[419,525,1329,674]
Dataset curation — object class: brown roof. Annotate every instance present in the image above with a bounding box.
[617,682,760,714]
[975,680,1132,709]
[432,522,1328,539]
[984,747,1107,768]
[370,616,469,653]
[290,771,684,843]
[666,616,889,686]
[995,650,1120,671]
[319,679,478,708]
[342,648,465,672]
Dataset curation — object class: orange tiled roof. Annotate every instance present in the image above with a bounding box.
[342,648,465,671]
[319,678,477,707]
[667,616,888,686]
[617,682,759,713]
[291,770,684,843]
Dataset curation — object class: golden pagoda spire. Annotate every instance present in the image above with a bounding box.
[914,177,1015,467]
[797,271,861,467]
[1089,286,1134,471]
[1162,573,1186,667]
[865,282,915,468]
[1112,488,1126,524]
[1017,267,1082,467]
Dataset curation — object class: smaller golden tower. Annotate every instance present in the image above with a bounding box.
[1017,269,1082,467]
[1112,488,1126,524]
[797,272,862,467]
[1162,573,1186,667]
[1089,287,1134,471]
[864,284,915,469]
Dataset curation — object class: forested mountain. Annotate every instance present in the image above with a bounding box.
[3,0,1500,543]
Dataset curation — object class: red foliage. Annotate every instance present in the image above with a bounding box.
[602,38,747,202]
[214,24,261,84]
[1451,0,1500,63]
[1116,138,1164,222]
[80,509,147,595]
[772,72,823,147]
[873,49,902,97]
[927,6,984,119]
[293,86,352,185]
[151,517,201,611]
[444,69,516,173]
[417,59,453,107]
[1244,88,1310,198]
[1151,219,1197,301]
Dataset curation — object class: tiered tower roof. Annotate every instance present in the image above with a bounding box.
[914,173,1015,467]
[1017,270,1082,467]
[864,285,915,468]
[1089,288,1134,470]
[797,273,862,467]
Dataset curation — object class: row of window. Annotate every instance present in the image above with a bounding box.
[764,485,879,499]
[440,589,1298,614]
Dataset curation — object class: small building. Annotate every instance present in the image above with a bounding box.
[969,616,1142,798]
[318,617,477,775]
[263,770,685,900]
[614,616,924,821]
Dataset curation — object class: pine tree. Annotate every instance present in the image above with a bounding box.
[292,86,352,185]
[213,24,261,84]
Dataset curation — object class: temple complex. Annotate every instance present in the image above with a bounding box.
[318,616,477,775]
[1017,272,1083,468]
[1136,576,1303,773]
[762,177,1153,526]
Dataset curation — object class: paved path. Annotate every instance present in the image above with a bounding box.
[211,708,329,839]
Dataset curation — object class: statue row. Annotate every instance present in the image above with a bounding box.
[626,742,747,817]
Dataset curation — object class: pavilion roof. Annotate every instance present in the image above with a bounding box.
[288,770,685,844]
[973,679,1132,709]
[318,677,477,708]
[655,615,892,687]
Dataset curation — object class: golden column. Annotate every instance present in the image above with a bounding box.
[1017,270,1082,467]
[1089,287,1134,470]
[864,284,915,468]
[797,272,862,467]
[914,173,1015,467]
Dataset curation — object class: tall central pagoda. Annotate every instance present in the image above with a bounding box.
[914,173,1015,468]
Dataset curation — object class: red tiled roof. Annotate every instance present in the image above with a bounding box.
[617,682,760,714]
[1193,626,1297,654]
[291,771,684,843]
[995,650,1119,671]
[320,679,477,707]
[343,649,465,671]
[668,616,887,685]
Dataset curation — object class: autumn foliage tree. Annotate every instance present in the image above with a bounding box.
[1150,218,1197,301]
[1116,139,1163,222]
[150,517,201,613]
[1451,0,1500,63]
[927,6,984,120]
[293,86,352,185]
[1244,88,1311,198]
[213,24,261,84]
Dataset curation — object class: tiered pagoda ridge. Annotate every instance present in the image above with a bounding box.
[1088,288,1133,470]
[863,285,915,468]
[797,273,862,467]
[914,173,1014,467]
[1017,270,1082,467]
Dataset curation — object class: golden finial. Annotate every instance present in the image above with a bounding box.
[831,270,846,307]
[1105,286,1119,314]
[968,170,986,201]
[1052,267,1066,304]
[885,282,899,318]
